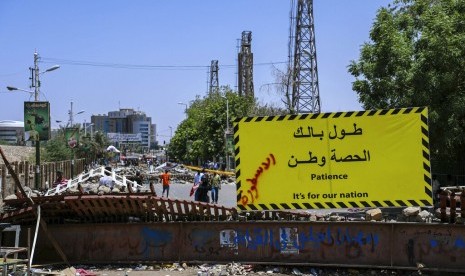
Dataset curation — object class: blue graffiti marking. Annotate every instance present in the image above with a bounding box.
[234,226,379,252]
[190,229,216,247]
[236,228,280,250]
[139,227,173,257]
[189,228,221,255]
[455,238,465,248]
[141,227,173,245]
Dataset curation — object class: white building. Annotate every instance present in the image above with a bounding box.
[0,120,24,145]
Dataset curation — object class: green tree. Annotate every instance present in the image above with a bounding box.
[170,86,285,166]
[42,128,110,163]
[348,0,465,172]
[77,131,110,161]
[42,131,72,162]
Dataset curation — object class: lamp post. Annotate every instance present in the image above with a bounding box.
[67,101,84,179]
[177,102,188,113]
[68,100,85,127]
[223,97,233,171]
[6,86,35,95]
[166,126,172,162]
[7,51,59,189]
[84,122,94,137]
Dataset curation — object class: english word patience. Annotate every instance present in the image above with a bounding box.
[311,173,348,180]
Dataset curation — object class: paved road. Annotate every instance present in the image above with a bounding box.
[148,182,238,208]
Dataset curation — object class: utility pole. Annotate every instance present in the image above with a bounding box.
[291,0,321,113]
[30,52,41,189]
[8,52,58,189]
[69,101,74,126]
[224,98,233,170]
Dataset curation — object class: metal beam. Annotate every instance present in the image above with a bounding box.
[18,221,465,273]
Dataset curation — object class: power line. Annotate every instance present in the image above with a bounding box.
[40,57,286,71]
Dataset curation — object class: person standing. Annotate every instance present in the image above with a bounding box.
[148,159,154,173]
[210,172,221,204]
[191,170,202,200]
[198,169,210,203]
[159,169,171,197]
[133,171,144,185]
[432,174,441,206]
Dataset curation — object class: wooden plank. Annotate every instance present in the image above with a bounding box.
[24,161,29,187]
[1,165,6,200]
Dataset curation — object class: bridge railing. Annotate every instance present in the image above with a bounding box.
[45,166,143,196]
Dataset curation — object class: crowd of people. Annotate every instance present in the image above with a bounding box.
[190,168,222,204]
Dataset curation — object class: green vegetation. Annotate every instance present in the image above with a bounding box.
[0,140,11,145]
[169,86,286,165]
[42,128,110,162]
[348,0,465,172]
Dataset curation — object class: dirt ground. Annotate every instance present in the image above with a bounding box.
[28,264,442,276]
[30,264,292,276]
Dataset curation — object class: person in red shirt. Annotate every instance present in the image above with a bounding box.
[53,170,68,189]
[159,169,171,197]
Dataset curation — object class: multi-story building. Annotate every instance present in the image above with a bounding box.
[0,120,24,145]
[91,114,110,134]
[91,108,155,149]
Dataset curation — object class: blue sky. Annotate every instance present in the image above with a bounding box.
[0,0,392,142]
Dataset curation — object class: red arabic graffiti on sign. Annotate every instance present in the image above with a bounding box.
[241,153,276,205]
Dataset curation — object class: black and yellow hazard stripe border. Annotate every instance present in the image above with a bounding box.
[233,107,432,211]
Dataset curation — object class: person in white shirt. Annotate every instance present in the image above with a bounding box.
[99,166,115,191]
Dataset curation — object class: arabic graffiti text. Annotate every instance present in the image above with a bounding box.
[234,225,379,255]
[242,153,276,205]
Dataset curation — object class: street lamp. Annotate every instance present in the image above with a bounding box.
[222,96,233,170]
[225,98,230,132]
[177,102,188,112]
[43,65,60,73]
[6,86,34,95]
[166,126,173,162]
[6,51,60,189]
[84,123,94,137]
[68,100,85,127]
[66,101,84,179]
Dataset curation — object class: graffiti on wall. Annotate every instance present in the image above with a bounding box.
[216,225,380,258]
[220,229,238,255]
[78,225,379,260]
[400,228,465,265]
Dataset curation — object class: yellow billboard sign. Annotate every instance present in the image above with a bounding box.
[235,107,431,211]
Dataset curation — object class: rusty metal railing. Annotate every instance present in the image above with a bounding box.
[0,194,238,225]
[439,188,465,223]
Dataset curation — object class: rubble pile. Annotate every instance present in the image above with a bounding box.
[3,164,235,200]
[28,262,428,276]
[328,207,440,223]
[0,145,34,165]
